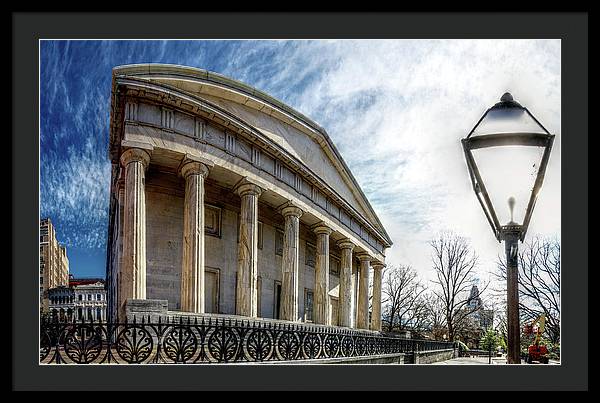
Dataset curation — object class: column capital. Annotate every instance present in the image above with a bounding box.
[120,147,151,169]
[233,178,263,198]
[356,253,373,263]
[279,202,303,218]
[311,222,333,236]
[180,160,210,179]
[336,239,355,251]
[372,262,386,270]
[178,153,214,177]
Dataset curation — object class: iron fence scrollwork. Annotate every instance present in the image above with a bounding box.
[40,316,456,364]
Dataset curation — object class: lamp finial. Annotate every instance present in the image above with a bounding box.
[508,196,516,224]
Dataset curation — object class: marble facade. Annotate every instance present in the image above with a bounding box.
[106,64,392,330]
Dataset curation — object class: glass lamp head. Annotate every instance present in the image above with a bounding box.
[461,93,555,241]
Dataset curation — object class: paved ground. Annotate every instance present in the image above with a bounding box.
[432,356,560,365]
[431,356,504,365]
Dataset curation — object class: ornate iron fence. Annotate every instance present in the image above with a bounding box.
[40,316,456,364]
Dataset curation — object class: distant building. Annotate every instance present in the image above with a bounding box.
[70,278,108,321]
[48,285,75,321]
[458,285,494,348]
[47,277,107,321]
[40,218,69,313]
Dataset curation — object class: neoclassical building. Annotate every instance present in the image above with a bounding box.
[47,279,108,322]
[106,64,392,331]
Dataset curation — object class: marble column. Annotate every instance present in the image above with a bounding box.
[337,239,355,327]
[114,178,124,323]
[313,224,333,325]
[235,182,263,317]
[119,147,151,317]
[280,205,303,322]
[356,254,372,329]
[370,262,384,331]
[180,161,210,313]
[353,263,359,327]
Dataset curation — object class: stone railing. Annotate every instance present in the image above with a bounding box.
[39,316,455,364]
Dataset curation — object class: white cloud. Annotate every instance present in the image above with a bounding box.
[236,39,561,281]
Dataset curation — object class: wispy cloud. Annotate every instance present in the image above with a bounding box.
[238,39,561,280]
[40,40,560,280]
[41,41,112,251]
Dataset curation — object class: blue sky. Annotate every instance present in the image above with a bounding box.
[40,40,561,281]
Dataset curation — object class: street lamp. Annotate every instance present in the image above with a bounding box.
[461,93,555,364]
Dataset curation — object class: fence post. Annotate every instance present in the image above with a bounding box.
[412,340,417,364]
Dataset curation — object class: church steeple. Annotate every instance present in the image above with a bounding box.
[467,285,483,310]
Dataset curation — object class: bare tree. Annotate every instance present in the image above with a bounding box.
[485,295,508,348]
[408,295,432,336]
[430,231,488,341]
[380,265,427,333]
[422,291,448,340]
[494,236,560,344]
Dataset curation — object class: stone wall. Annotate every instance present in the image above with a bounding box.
[145,188,185,310]
[268,350,455,364]
[293,349,455,365]
[266,353,410,365]
[413,349,456,364]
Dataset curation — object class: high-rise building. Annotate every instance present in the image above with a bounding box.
[40,218,69,313]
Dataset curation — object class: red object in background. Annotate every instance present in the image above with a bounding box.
[527,344,549,364]
[523,314,549,364]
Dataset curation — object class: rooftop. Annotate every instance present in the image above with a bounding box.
[69,277,105,287]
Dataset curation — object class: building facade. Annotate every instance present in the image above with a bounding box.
[48,278,108,321]
[72,279,108,322]
[106,64,392,330]
[48,285,75,321]
[40,218,69,312]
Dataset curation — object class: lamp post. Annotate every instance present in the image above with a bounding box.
[461,93,555,364]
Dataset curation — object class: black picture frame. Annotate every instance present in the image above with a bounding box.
[12,11,588,391]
